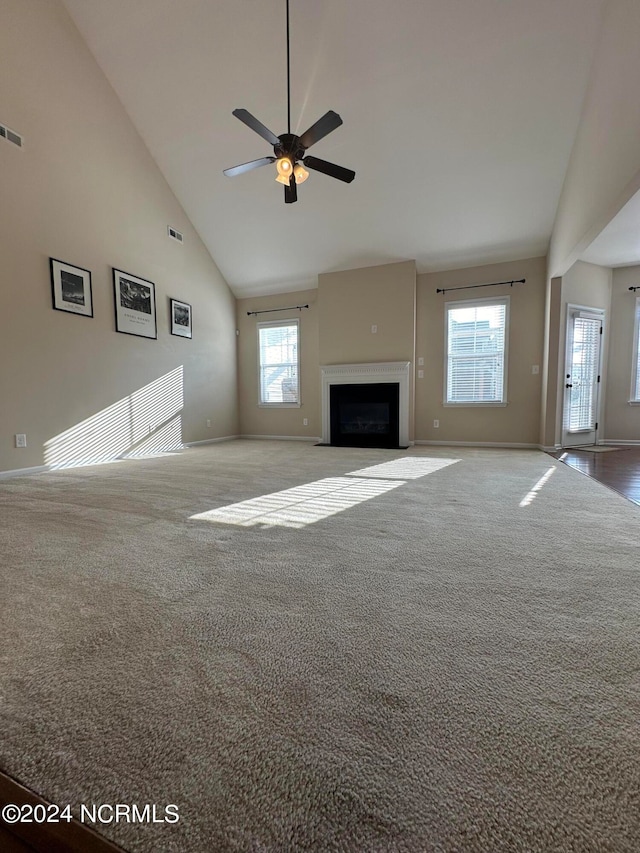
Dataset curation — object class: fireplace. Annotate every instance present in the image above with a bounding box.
[320,362,410,448]
[330,383,399,448]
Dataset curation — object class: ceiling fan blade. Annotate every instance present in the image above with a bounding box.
[223,156,276,177]
[303,156,355,184]
[232,109,280,147]
[284,175,298,204]
[298,110,343,150]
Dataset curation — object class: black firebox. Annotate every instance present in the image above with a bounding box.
[329,383,400,448]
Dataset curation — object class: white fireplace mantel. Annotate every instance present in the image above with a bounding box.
[320,362,411,446]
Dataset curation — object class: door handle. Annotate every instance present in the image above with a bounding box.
[566,383,573,388]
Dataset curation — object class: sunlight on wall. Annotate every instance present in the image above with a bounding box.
[44,367,184,469]
[519,466,556,507]
[190,455,461,529]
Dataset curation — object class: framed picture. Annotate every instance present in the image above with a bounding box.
[50,258,93,317]
[113,268,157,339]
[170,298,192,338]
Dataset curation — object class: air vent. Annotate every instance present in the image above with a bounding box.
[167,226,183,244]
[0,122,23,148]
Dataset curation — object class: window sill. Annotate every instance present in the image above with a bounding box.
[258,402,301,408]
[628,400,640,406]
[443,401,508,408]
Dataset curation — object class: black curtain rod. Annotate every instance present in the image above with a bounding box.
[436,278,525,294]
[629,286,640,292]
[247,304,310,317]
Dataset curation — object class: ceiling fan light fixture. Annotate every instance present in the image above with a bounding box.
[293,163,309,184]
[276,156,293,177]
[275,172,291,185]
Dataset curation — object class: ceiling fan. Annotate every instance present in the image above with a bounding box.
[223,0,355,204]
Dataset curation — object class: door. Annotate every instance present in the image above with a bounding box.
[562,307,604,447]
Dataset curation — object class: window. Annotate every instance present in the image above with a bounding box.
[632,297,640,403]
[258,319,300,405]
[445,296,509,405]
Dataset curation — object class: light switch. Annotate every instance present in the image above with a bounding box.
[418,370,424,379]
[371,324,377,334]
[418,357,424,366]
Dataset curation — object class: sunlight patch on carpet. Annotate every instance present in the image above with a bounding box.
[519,465,556,507]
[190,457,461,529]
[346,457,460,480]
[190,476,403,529]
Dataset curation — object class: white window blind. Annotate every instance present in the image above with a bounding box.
[632,297,640,402]
[568,316,600,431]
[445,298,508,404]
[258,320,299,404]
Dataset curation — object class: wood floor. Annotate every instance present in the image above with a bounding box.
[0,770,124,853]
[551,446,640,507]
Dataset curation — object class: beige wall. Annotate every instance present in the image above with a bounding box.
[0,0,237,474]
[549,0,640,277]
[236,289,319,438]
[318,261,416,366]
[605,266,640,440]
[416,257,546,445]
[238,258,547,447]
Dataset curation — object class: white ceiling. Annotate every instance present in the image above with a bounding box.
[580,188,640,269]
[62,0,605,297]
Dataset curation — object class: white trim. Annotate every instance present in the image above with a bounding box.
[631,296,640,403]
[598,439,640,446]
[257,317,300,406]
[562,303,606,447]
[240,434,321,442]
[320,362,410,446]
[0,464,49,479]
[540,445,562,452]
[184,435,240,447]
[444,294,510,406]
[414,440,539,449]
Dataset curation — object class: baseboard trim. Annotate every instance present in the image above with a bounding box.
[240,434,322,442]
[0,464,49,480]
[414,440,539,449]
[599,439,640,446]
[184,435,240,447]
[540,445,561,452]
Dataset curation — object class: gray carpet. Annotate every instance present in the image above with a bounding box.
[1,441,639,852]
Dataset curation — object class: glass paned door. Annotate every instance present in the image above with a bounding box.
[562,308,603,447]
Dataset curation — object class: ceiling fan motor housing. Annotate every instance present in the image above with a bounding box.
[275,133,305,163]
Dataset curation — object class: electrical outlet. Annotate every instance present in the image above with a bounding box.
[371,324,377,334]
[418,357,424,366]
[433,420,439,429]
[206,419,211,428]
[15,433,27,447]
[303,418,308,426]
[532,365,539,375]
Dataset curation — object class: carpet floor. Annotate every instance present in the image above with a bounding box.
[1,440,639,852]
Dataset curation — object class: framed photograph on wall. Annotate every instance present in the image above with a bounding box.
[50,258,93,317]
[113,268,157,339]
[170,298,192,339]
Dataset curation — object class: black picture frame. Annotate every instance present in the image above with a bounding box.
[170,298,192,339]
[113,268,157,339]
[50,258,93,317]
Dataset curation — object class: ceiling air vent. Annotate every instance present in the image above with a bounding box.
[0,123,23,148]
[167,226,183,244]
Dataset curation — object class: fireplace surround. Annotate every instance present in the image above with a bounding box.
[320,362,411,447]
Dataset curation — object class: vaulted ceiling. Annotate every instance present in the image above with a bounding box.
[62,0,605,296]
